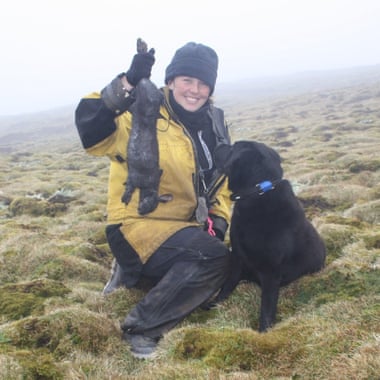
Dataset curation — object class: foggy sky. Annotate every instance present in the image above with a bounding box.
[1,0,380,116]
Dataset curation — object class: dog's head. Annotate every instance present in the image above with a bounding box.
[214,140,283,194]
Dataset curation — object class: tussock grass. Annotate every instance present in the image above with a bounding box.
[0,70,379,379]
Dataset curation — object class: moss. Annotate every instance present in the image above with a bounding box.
[175,327,305,372]
[9,197,67,217]
[0,331,11,344]
[319,150,346,162]
[95,243,112,256]
[298,195,333,218]
[319,224,355,263]
[349,159,380,173]
[345,200,380,224]
[184,307,218,325]
[0,292,44,320]
[33,255,107,282]
[0,280,70,321]
[323,215,366,228]
[70,242,112,266]
[362,234,380,249]
[333,201,356,212]
[1,249,18,259]
[13,349,64,380]
[5,308,119,357]
[170,295,380,377]
[360,301,380,326]
[88,227,108,245]
[1,279,70,298]
[368,185,380,200]
[103,287,146,319]
[77,206,106,221]
[294,270,380,307]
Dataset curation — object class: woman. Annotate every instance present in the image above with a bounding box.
[75,40,232,359]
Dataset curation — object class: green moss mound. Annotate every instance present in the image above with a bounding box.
[2,307,120,358]
[32,255,108,282]
[9,197,67,217]
[13,349,64,380]
[174,327,306,372]
[294,269,379,306]
[362,233,380,249]
[0,279,70,321]
[349,159,380,173]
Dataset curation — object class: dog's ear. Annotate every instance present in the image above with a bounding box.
[268,146,282,164]
[213,144,232,172]
[254,141,282,164]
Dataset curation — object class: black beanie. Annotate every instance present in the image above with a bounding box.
[165,42,218,94]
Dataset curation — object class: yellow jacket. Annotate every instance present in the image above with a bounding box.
[76,87,232,263]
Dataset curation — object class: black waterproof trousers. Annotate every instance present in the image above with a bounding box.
[111,226,230,339]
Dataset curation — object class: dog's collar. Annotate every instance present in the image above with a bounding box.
[230,179,283,201]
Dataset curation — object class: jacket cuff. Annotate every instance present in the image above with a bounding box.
[101,74,136,114]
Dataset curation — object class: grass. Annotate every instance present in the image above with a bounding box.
[0,68,379,379]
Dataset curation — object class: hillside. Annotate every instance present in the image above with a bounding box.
[0,66,379,379]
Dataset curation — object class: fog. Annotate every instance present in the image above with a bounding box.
[1,0,379,115]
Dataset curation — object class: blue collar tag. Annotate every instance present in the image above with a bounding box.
[230,179,281,201]
[257,181,274,194]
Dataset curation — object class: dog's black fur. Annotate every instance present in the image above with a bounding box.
[213,140,326,332]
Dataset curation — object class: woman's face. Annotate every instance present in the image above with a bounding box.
[168,76,211,112]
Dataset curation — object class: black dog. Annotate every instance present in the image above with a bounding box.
[213,140,326,332]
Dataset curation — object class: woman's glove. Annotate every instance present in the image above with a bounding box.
[101,39,155,114]
[125,38,155,86]
[101,73,136,114]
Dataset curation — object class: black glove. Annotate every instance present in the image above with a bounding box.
[125,46,155,86]
[101,74,136,114]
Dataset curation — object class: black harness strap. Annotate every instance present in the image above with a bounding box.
[230,179,284,201]
[206,172,228,205]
